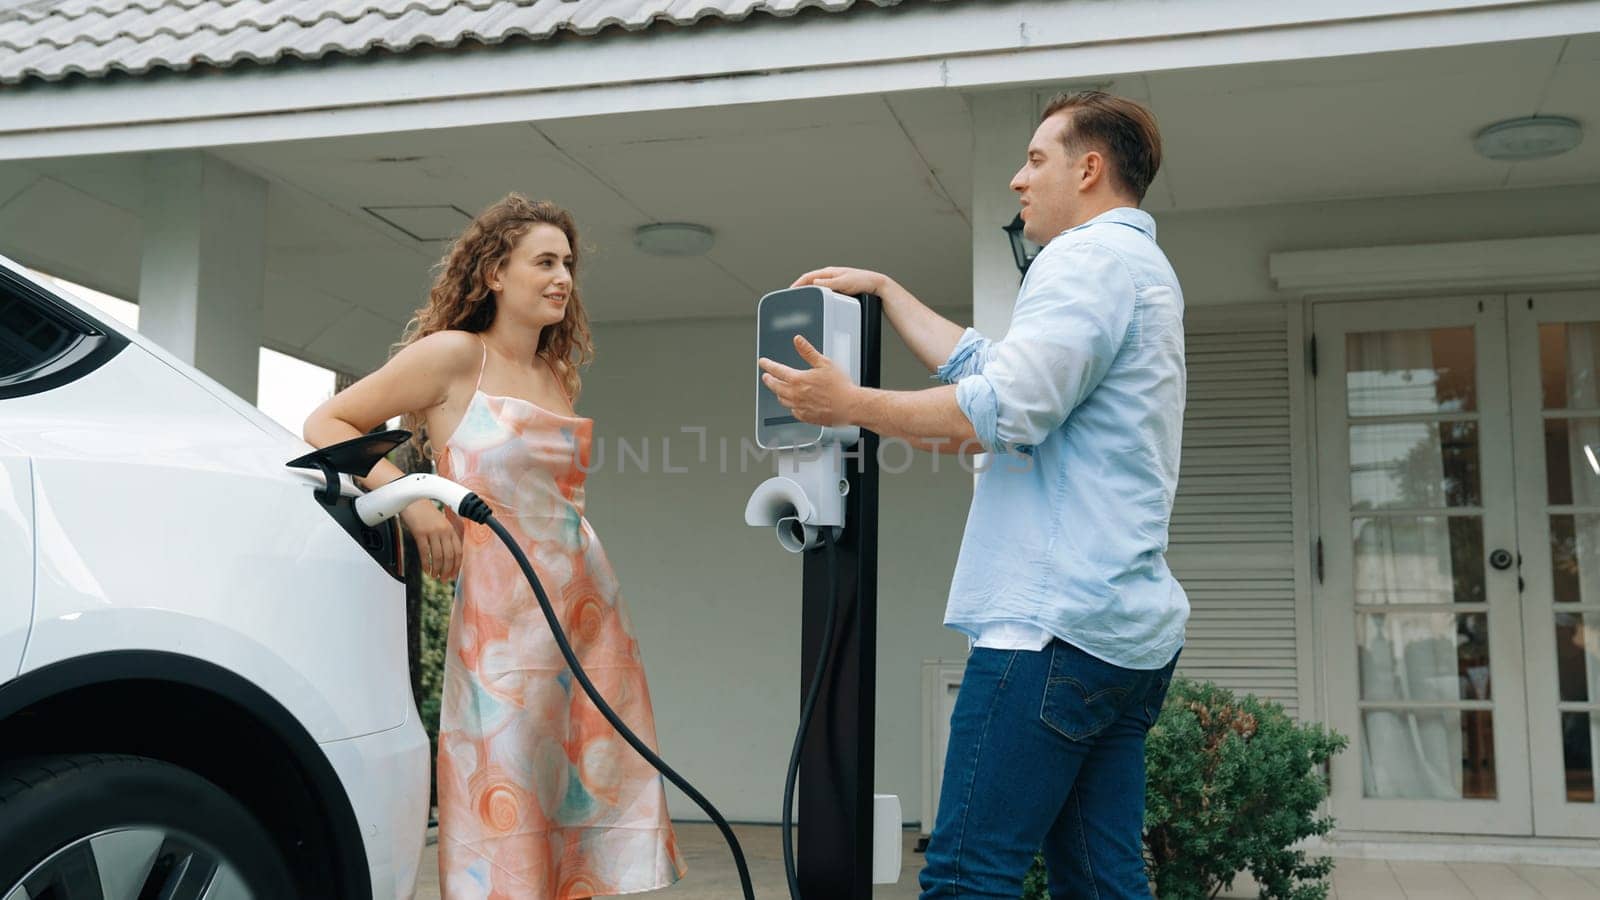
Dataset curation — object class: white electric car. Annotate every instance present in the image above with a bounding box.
[0,256,429,899]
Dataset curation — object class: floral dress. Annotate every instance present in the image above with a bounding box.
[434,343,685,899]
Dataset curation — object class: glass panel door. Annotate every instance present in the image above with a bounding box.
[1509,291,1600,838]
[1315,296,1532,834]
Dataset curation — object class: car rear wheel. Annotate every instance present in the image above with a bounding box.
[0,754,294,900]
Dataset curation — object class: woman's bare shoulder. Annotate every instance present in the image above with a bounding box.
[397,330,482,375]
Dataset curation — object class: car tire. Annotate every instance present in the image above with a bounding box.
[0,753,296,899]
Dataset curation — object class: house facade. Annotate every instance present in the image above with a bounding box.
[2,0,1597,859]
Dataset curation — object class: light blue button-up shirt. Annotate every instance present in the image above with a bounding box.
[936,207,1188,671]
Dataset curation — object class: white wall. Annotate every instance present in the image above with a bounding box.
[576,312,973,824]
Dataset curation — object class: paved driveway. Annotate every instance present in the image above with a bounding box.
[413,823,1600,899]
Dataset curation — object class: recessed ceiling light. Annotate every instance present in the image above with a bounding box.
[1474,116,1583,162]
[635,223,714,257]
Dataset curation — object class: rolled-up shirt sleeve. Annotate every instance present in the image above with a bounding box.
[933,327,993,384]
[953,241,1136,453]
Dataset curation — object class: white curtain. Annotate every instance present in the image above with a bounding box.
[1349,330,1466,800]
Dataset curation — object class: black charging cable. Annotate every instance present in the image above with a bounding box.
[782,529,839,900]
[456,495,757,900]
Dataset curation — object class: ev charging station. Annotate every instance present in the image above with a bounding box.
[746,286,899,898]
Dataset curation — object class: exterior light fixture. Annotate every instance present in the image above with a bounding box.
[1002,213,1042,275]
[634,223,715,257]
[1474,116,1583,162]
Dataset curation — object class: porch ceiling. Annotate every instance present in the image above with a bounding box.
[0,34,1594,375]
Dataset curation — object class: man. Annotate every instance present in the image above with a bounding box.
[759,91,1187,898]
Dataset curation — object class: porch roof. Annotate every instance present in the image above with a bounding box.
[0,0,946,84]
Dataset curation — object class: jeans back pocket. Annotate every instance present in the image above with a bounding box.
[1039,640,1145,742]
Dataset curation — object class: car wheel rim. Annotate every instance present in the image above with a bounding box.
[4,827,253,900]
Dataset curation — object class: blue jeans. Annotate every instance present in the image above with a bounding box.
[919,640,1178,899]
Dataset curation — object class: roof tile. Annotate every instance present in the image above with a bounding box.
[0,0,937,83]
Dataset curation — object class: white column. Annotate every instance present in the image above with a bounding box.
[968,89,1036,340]
[138,151,267,402]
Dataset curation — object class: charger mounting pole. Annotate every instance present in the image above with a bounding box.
[798,292,881,898]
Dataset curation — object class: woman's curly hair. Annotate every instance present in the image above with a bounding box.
[395,193,595,457]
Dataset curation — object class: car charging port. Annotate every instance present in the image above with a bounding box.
[287,430,414,581]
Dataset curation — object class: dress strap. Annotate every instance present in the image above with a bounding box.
[473,333,489,393]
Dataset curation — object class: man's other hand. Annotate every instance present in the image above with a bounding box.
[790,266,888,296]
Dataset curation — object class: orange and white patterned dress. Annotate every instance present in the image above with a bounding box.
[435,346,685,899]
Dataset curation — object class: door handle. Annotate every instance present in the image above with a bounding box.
[1489,549,1514,571]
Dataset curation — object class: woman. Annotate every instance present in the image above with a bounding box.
[304,194,685,900]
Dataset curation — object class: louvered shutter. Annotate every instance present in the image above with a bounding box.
[1168,304,1302,715]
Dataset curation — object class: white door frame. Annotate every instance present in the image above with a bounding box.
[1508,290,1600,838]
[1274,234,1600,838]
[1313,295,1531,834]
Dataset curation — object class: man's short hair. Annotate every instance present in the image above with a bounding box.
[1040,91,1163,204]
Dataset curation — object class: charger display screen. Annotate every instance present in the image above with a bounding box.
[757,288,826,447]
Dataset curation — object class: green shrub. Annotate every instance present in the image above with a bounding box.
[1144,678,1345,899]
[418,574,451,709]
[418,573,453,804]
[1022,678,1346,899]
[1022,853,1050,897]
